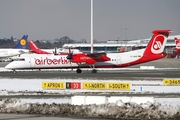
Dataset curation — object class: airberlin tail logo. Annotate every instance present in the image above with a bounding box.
[153,41,162,50]
[151,35,165,54]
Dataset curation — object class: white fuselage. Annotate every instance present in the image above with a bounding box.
[0,49,29,58]
[5,48,145,70]
[40,48,81,54]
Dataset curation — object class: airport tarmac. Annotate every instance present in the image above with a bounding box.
[1,69,180,79]
[126,58,180,68]
[0,58,180,120]
[1,58,180,79]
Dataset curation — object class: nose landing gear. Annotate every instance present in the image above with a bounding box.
[12,69,17,73]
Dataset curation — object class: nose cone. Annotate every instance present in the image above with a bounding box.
[5,63,13,69]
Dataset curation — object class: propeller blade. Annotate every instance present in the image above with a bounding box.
[54,47,58,55]
[66,47,73,60]
[69,47,71,54]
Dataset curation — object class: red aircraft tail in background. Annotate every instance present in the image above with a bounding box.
[29,40,52,54]
[174,37,180,49]
[174,37,180,54]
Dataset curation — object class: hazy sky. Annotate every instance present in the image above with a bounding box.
[0,0,179,41]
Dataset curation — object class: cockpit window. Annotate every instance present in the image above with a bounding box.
[13,58,25,61]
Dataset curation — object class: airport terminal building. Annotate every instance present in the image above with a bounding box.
[63,35,180,56]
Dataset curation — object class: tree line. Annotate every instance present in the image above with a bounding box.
[0,36,79,49]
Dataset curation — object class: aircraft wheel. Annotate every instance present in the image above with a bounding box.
[13,69,17,73]
[76,68,82,73]
[92,69,97,73]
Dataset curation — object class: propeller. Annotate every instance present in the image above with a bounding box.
[54,47,58,55]
[66,47,73,60]
[66,47,73,71]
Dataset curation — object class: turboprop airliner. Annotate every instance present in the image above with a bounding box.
[5,30,171,73]
[0,35,29,58]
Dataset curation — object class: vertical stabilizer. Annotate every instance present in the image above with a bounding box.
[144,30,171,56]
[14,35,28,49]
[174,37,180,49]
[29,40,51,54]
[143,30,171,60]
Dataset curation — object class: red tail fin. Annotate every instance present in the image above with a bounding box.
[143,30,171,59]
[174,37,180,49]
[29,40,38,51]
[29,40,51,54]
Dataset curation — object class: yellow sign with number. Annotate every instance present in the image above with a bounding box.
[108,82,130,90]
[163,78,180,86]
[42,82,65,89]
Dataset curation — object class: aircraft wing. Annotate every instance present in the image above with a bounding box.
[85,52,107,57]
[69,52,110,65]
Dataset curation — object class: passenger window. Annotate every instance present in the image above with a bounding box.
[13,58,25,61]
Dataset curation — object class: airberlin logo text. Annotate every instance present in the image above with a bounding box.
[35,57,69,65]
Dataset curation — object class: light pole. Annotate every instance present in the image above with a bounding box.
[91,0,94,53]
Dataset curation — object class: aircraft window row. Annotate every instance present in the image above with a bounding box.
[13,58,25,61]
[76,47,118,51]
[111,59,116,61]
[167,39,176,43]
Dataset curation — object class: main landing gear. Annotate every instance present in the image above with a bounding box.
[76,65,97,73]
[91,69,97,73]
[76,68,97,73]
[76,68,82,73]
